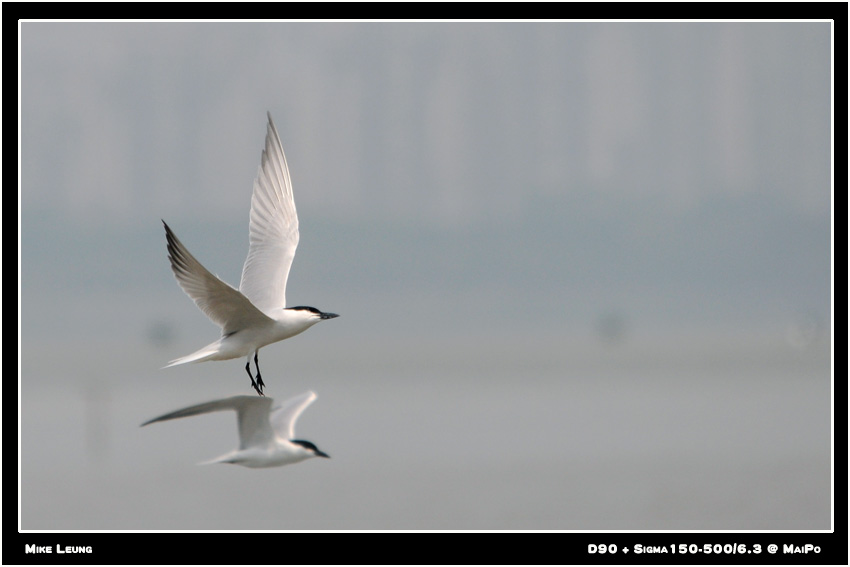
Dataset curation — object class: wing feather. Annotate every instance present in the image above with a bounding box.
[163,221,272,335]
[269,391,317,440]
[239,112,299,315]
[142,396,275,450]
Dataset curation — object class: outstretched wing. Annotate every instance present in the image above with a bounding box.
[141,395,275,450]
[163,220,273,335]
[269,391,317,440]
[239,112,300,316]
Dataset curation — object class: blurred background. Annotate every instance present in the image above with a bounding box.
[20,22,832,530]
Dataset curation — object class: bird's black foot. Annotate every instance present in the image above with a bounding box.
[251,377,265,397]
[252,351,266,396]
[246,360,265,396]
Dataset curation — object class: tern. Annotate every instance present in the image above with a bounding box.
[141,391,329,467]
[162,113,338,395]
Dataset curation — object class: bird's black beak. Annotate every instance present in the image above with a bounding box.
[320,312,339,320]
[315,450,331,458]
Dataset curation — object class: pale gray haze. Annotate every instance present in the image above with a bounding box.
[20,22,831,530]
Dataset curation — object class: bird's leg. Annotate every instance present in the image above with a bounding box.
[253,351,266,393]
[246,360,264,396]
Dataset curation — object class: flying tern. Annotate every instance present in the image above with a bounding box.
[162,113,338,395]
[142,391,329,467]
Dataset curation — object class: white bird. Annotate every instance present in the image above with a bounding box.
[141,391,329,467]
[162,113,338,395]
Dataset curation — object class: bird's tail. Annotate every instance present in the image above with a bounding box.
[198,456,228,466]
[197,451,239,466]
[163,340,222,368]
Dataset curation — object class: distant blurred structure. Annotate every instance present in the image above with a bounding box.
[785,310,824,350]
[596,310,629,346]
[84,380,110,463]
[146,320,176,349]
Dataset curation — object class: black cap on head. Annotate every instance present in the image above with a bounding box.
[291,439,330,458]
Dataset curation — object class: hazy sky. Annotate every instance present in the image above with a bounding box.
[22,22,830,224]
[21,21,831,349]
